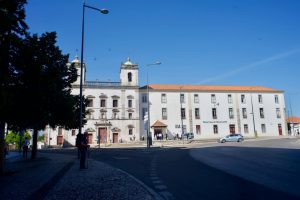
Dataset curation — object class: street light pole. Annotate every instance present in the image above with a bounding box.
[78,1,109,135]
[250,93,257,138]
[179,85,184,141]
[146,61,161,148]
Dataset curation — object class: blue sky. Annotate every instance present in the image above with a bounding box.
[25,0,300,116]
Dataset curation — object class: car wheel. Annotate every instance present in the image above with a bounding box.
[221,139,226,143]
[237,138,242,142]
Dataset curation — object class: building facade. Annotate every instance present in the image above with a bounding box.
[139,84,287,140]
[45,58,287,147]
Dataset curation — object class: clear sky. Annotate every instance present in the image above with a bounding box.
[25,0,300,116]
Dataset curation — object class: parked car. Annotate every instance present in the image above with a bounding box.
[219,134,244,143]
[182,132,194,140]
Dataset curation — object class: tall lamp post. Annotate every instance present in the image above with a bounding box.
[179,85,184,140]
[78,1,109,136]
[250,92,257,138]
[146,61,161,148]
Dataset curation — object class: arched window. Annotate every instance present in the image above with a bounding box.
[128,72,132,82]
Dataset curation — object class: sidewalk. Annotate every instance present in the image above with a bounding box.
[0,152,161,200]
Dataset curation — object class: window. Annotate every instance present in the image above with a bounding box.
[259,108,264,118]
[142,94,147,103]
[242,108,247,119]
[229,108,234,119]
[128,99,132,108]
[128,72,132,82]
[87,99,93,107]
[100,99,106,107]
[128,112,133,119]
[228,94,233,104]
[142,108,147,119]
[275,95,279,104]
[180,94,185,103]
[71,129,76,136]
[261,124,266,133]
[212,108,217,119]
[100,112,106,119]
[129,128,133,135]
[113,99,118,107]
[258,94,263,103]
[181,108,186,119]
[87,111,93,119]
[196,125,201,134]
[276,108,281,118]
[213,125,218,134]
[241,94,246,103]
[161,93,167,103]
[194,94,199,103]
[58,127,63,135]
[162,108,167,120]
[113,112,118,119]
[244,124,249,134]
[211,94,216,103]
[195,108,200,119]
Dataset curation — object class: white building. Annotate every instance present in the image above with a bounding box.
[45,58,287,147]
[139,84,287,140]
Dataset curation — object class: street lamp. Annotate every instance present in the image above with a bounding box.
[146,61,161,148]
[78,1,109,136]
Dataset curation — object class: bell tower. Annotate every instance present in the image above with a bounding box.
[120,58,139,86]
[71,55,86,85]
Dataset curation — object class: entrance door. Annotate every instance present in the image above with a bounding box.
[154,129,162,140]
[87,133,93,144]
[113,133,118,143]
[98,128,107,143]
[57,135,63,145]
[278,124,282,136]
[229,124,235,134]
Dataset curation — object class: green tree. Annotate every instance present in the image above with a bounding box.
[0,0,28,174]
[5,131,31,149]
[13,32,83,159]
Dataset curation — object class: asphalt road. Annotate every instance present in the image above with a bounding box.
[89,138,300,200]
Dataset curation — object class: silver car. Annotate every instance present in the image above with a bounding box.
[219,134,244,143]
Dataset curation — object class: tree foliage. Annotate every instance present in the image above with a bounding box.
[0,0,28,174]
[5,131,31,149]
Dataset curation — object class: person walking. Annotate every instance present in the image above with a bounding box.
[23,138,30,159]
[79,132,88,169]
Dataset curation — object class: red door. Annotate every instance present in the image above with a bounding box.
[278,124,282,136]
[57,136,63,145]
[98,128,107,143]
[113,133,118,143]
[88,133,93,144]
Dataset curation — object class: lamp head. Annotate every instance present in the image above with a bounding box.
[100,9,109,14]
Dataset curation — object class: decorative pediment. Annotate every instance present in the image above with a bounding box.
[87,109,94,113]
[128,124,135,128]
[86,95,95,98]
[127,108,135,112]
[111,95,120,99]
[99,94,108,98]
[112,108,120,112]
[85,127,95,132]
[100,109,107,112]
[111,127,121,132]
[127,95,134,99]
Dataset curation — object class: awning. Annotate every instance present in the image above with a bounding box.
[151,120,167,128]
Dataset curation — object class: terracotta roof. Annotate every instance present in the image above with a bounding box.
[141,84,283,93]
[151,120,167,127]
[287,116,300,123]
